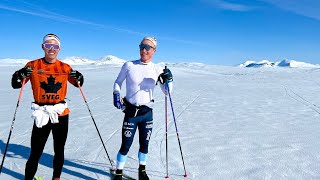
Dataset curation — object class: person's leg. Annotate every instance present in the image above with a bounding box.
[51,115,69,179]
[137,110,153,164]
[138,110,153,180]
[137,110,153,180]
[25,123,51,180]
[116,115,138,170]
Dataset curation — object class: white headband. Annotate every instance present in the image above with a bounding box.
[142,36,157,48]
[43,35,60,45]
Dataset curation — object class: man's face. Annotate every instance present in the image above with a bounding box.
[139,40,156,63]
[42,39,60,61]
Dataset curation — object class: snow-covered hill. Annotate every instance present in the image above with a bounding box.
[276,59,318,68]
[0,58,30,66]
[61,56,95,65]
[0,56,206,67]
[239,60,275,68]
[0,55,127,66]
[239,59,319,68]
[95,55,126,65]
[1,56,319,69]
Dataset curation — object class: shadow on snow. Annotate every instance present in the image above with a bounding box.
[0,139,112,179]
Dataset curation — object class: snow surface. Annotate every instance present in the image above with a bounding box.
[1,59,320,179]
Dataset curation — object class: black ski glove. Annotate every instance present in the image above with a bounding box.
[69,70,83,81]
[69,70,84,87]
[17,66,33,79]
[158,68,173,84]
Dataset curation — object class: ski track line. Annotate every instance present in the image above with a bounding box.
[159,89,202,168]
[93,171,99,180]
[69,158,110,169]
[278,86,320,160]
[97,111,119,136]
[284,86,320,115]
[71,92,119,163]
[92,130,119,164]
[86,107,121,164]
[283,87,320,158]
[93,141,106,163]
[289,88,320,109]
[104,129,119,143]
[73,111,113,121]
[154,88,203,142]
[69,93,107,111]
[152,91,194,140]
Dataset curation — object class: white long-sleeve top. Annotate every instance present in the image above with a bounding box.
[114,60,173,107]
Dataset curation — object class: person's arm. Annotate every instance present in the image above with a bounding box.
[11,66,32,89]
[113,62,128,109]
[114,62,128,93]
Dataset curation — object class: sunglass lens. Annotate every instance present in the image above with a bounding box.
[139,44,151,51]
[44,44,52,49]
[52,44,60,50]
[44,44,59,50]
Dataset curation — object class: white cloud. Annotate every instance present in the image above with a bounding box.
[0,1,200,45]
[201,0,254,11]
[260,0,320,20]
[0,3,146,36]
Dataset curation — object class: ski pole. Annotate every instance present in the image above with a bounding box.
[76,82,114,169]
[165,95,169,179]
[165,82,188,178]
[0,78,26,174]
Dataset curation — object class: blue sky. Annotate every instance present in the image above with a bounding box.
[0,0,320,65]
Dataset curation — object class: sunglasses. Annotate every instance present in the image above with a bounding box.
[43,43,60,50]
[139,44,155,51]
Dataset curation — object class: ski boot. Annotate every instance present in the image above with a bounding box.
[139,165,149,180]
[113,169,123,180]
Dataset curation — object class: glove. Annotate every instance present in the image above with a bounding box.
[69,70,83,80]
[17,66,33,79]
[158,68,173,84]
[113,91,124,109]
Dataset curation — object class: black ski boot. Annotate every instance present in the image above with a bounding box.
[113,169,123,180]
[139,165,149,180]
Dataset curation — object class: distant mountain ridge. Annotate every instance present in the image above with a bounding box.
[239,59,319,68]
[0,55,127,66]
[0,55,205,67]
[1,56,318,68]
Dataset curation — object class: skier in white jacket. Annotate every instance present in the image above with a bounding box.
[113,36,173,180]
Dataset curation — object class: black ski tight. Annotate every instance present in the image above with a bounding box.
[119,109,153,155]
[24,115,69,180]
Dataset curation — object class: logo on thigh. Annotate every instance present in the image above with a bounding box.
[146,122,153,129]
[124,122,134,126]
[124,130,132,137]
[146,130,152,141]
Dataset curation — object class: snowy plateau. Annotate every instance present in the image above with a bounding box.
[1,56,320,179]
